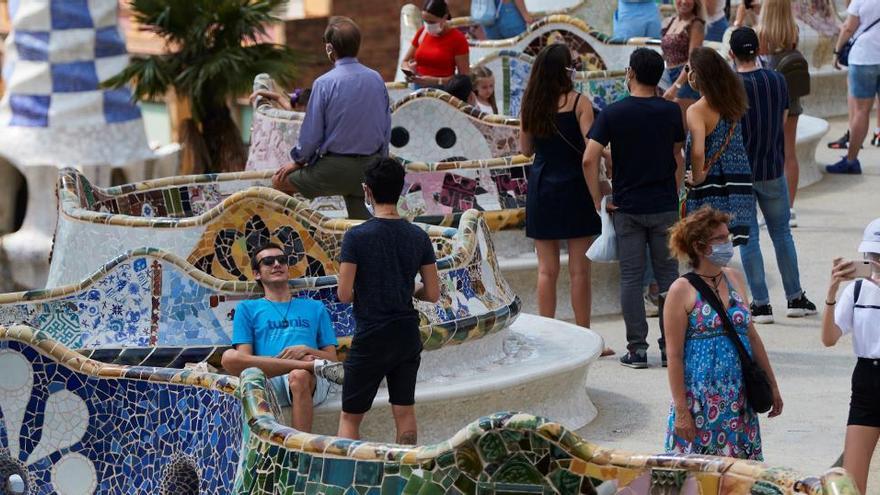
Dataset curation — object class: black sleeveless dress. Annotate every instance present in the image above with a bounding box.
[525,94,601,240]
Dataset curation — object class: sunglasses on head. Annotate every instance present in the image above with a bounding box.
[258,255,289,267]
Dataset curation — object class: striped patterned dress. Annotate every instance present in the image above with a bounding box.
[686,119,754,246]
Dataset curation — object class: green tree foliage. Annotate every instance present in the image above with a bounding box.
[104,0,297,172]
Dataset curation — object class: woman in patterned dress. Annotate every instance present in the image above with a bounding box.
[684,47,754,247]
[663,207,783,459]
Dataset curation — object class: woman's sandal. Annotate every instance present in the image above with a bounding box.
[827,130,849,149]
[872,131,880,147]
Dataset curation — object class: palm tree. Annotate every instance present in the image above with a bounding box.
[104,0,298,173]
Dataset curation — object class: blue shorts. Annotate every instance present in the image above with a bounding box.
[483,2,528,40]
[269,371,336,408]
[849,64,880,100]
[705,17,729,42]
[663,65,701,100]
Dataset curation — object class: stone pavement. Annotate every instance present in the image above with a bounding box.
[576,116,880,487]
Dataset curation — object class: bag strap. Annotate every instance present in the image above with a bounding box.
[552,93,587,155]
[682,273,755,367]
[854,279,863,305]
[702,121,738,173]
[853,15,880,44]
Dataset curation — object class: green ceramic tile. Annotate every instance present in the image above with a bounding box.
[478,432,507,463]
[355,461,383,486]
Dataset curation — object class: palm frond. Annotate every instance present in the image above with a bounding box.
[100,55,176,100]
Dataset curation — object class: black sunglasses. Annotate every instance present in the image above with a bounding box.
[258,255,289,267]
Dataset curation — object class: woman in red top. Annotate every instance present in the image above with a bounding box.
[402,0,470,88]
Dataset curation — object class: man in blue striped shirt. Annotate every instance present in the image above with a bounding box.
[730,27,816,323]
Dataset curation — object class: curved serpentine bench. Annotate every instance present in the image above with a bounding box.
[0,325,858,494]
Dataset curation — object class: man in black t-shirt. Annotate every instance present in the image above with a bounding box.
[583,48,685,369]
[336,157,440,444]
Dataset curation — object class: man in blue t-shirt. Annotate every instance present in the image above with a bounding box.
[584,48,685,369]
[730,27,816,324]
[221,242,342,433]
[335,157,440,444]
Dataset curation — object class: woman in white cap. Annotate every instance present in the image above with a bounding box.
[821,217,880,495]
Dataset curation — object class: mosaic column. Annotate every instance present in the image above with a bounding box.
[0,0,152,166]
[0,0,154,289]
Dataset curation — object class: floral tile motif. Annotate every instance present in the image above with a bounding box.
[0,338,241,495]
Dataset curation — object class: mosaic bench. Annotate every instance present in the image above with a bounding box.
[0,325,858,494]
[12,173,520,361]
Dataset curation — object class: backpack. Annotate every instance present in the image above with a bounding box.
[471,0,502,26]
[770,50,811,98]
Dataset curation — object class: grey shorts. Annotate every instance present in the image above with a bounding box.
[288,153,380,220]
[269,372,336,407]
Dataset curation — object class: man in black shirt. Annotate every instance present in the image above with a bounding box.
[583,48,685,369]
[336,157,440,444]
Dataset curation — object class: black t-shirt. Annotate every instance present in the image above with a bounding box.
[339,218,437,336]
[587,96,685,214]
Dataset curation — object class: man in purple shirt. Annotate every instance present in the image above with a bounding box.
[272,17,391,219]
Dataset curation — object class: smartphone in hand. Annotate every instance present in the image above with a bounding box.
[401,68,416,79]
[851,260,874,279]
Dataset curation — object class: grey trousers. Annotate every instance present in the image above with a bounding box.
[287,153,380,220]
[612,210,680,353]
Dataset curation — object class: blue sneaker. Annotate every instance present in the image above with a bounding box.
[825,157,862,174]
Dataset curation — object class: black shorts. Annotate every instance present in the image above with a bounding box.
[848,358,880,427]
[342,320,423,414]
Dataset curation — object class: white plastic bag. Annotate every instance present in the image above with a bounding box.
[587,196,618,262]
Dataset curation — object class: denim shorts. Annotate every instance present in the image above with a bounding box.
[270,372,336,408]
[663,65,701,100]
[848,64,880,100]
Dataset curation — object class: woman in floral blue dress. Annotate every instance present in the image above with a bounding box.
[663,207,783,460]
[684,47,754,247]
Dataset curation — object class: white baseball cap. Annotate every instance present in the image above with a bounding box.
[858,218,880,254]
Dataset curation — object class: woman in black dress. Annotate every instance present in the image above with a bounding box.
[520,43,601,328]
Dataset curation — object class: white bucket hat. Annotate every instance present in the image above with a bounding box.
[858,218,880,254]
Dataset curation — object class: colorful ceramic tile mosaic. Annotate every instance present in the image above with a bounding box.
[0,326,859,494]
[12,193,519,364]
[233,365,857,495]
[0,326,241,495]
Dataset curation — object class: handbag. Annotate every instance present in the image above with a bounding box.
[837,16,880,67]
[682,273,774,414]
[471,0,503,26]
[586,196,618,262]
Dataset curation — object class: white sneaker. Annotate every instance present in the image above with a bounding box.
[789,209,798,228]
[313,359,344,385]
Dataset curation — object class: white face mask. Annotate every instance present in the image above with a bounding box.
[424,21,443,36]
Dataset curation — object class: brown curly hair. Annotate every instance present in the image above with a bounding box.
[669,207,731,268]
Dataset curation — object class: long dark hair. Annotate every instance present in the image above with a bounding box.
[520,44,574,138]
[689,47,747,122]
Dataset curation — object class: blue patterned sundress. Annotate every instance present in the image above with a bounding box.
[686,119,754,246]
[664,276,763,460]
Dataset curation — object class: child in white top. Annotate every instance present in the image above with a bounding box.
[470,66,498,114]
[821,217,880,495]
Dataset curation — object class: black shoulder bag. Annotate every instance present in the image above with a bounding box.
[838,16,880,67]
[683,273,774,414]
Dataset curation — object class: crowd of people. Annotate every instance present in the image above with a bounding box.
[233,0,879,492]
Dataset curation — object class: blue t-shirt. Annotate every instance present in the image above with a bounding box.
[739,69,789,182]
[339,218,436,336]
[231,297,337,357]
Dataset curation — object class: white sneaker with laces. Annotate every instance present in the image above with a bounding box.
[789,209,798,228]
[313,359,345,385]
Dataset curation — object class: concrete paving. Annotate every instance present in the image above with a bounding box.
[574,116,880,487]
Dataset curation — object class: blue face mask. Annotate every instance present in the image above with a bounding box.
[707,240,735,266]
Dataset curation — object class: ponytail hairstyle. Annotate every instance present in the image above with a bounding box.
[520,44,574,138]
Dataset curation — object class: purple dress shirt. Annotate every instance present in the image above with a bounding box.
[290,58,391,164]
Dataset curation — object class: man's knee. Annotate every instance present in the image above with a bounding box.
[220,348,242,375]
[288,369,314,396]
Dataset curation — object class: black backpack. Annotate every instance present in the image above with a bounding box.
[771,50,811,99]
